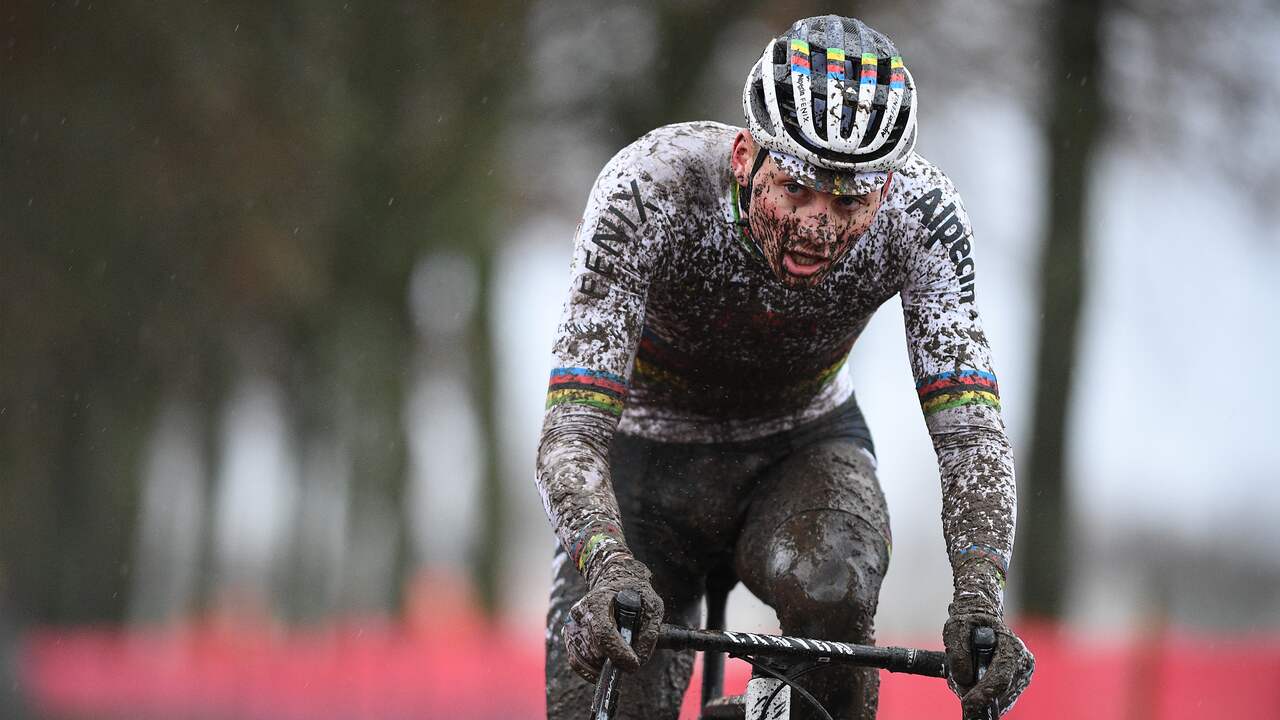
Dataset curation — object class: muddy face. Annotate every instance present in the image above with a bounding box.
[746,159,887,288]
[732,148,880,285]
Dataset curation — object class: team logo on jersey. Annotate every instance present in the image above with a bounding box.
[906,188,976,304]
[578,178,661,300]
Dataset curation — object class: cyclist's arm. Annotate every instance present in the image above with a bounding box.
[898,174,1015,616]
[536,141,669,583]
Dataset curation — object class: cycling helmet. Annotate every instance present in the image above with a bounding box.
[742,16,918,192]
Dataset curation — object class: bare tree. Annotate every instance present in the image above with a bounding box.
[1017,0,1109,618]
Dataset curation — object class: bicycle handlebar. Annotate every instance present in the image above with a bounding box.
[589,591,952,720]
[657,625,948,678]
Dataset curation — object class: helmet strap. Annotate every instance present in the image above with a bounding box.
[731,147,770,263]
[737,147,770,219]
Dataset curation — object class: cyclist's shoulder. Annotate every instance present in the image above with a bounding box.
[882,152,965,220]
[592,121,738,216]
[601,121,738,183]
[872,153,977,265]
[633,120,741,153]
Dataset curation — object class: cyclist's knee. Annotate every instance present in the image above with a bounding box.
[757,508,888,639]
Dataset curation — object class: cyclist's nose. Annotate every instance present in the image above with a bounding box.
[794,212,839,248]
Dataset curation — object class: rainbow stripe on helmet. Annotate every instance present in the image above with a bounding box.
[825,47,846,81]
[890,56,906,90]
[860,52,878,85]
[789,39,811,76]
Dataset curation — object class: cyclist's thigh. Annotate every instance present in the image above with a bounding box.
[734,437,890,632]
[733,438,890,720]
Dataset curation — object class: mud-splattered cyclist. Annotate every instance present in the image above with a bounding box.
[537,15,1035,719]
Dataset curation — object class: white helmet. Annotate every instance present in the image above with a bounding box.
[743,15,918,176]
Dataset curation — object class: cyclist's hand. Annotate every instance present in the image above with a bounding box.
[943,607,1035,717]
[563,555,664,682]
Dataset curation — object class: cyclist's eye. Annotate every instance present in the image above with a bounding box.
[784,182,804,195]
[837,195,869,209]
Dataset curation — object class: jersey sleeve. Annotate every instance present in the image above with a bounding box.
[898,174,1016,615]
[535,140,669,583]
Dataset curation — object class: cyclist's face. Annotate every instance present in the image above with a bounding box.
[732,135,889,288]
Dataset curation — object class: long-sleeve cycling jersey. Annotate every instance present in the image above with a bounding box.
[536,121,1015,613]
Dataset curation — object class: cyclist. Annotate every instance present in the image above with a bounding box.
[537,15,1034,720]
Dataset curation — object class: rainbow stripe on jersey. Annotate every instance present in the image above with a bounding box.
[546,367,627,416]
[916,369,1000,416]
[958,543,1008,587]
[632,327,851,398]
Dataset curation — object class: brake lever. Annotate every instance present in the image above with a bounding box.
[590,589,642,720]
[971,626,999,719]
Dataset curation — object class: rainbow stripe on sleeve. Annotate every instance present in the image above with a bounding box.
[958,543,1009,587]
[567,518,625,574]
[916,369,1000,416]
[546,367,627,416]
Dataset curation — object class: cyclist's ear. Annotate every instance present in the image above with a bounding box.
[730,130,757,187]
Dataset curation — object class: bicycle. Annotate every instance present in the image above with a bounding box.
[591,588,998,720]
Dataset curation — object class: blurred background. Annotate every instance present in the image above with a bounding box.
[3,0,1279,718]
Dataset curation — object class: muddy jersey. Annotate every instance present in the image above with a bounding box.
[536,121,1015,612]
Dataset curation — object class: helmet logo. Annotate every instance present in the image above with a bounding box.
[789,39,815,137]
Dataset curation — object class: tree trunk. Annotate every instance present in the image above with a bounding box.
[1018,0,1107,618]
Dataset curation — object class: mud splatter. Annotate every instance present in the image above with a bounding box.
[536,121,1018,713]
[546,409,887,719]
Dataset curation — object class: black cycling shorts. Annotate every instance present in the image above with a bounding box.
[545,395,891,720]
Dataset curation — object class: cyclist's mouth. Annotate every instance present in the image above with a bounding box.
[782,250,830,278]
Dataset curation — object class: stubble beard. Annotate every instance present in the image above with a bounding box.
[750,203,849,289]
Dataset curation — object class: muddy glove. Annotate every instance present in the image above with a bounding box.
[563,554,664,682]
[943,605,1035,717]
